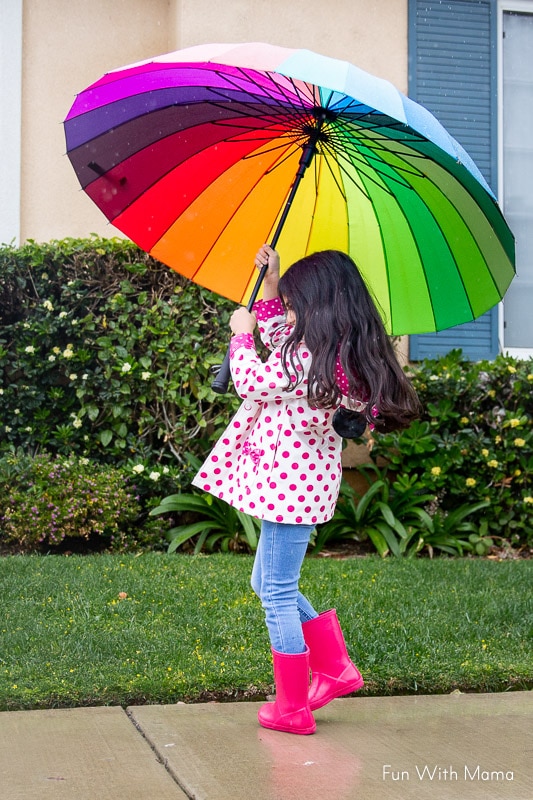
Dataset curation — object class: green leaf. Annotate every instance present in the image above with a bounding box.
[100,430,113,447]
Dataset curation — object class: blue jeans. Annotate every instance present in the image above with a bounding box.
[251,520,318,654]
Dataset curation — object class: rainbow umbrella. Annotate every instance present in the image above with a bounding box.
[64,42,514,338]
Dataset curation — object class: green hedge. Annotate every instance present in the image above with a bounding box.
[0,237,239,477]
[1,239,531,556]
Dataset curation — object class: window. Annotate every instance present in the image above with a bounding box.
[500,2,533,356]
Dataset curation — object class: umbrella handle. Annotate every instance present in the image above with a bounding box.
[211,263,269,394]
[210,350,232,394]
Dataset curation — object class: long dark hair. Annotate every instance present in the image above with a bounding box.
[277,250,421,432]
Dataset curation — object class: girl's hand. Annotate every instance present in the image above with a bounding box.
[230,306,257,335]
[255,244,280,301]
[255,244,280,278]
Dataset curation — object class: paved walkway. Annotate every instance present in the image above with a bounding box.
[0,692,531,799]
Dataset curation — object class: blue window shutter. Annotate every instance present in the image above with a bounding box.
[408,0,499,361]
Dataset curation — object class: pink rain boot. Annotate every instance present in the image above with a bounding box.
[303,609,364,711]
[258,646,316,735]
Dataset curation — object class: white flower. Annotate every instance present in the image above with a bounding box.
[82,373,88,381]
[69,373,77,381]
[5,426,12,432]
[141,371,151,381]
[52,347,60,354]
[63,348,74,359]
[121,362,132,373]
[25,345,35,354]
[48,355,56,362]
[429,375,439,381]
[14,409,20,415]
[79,457,89,466]
[43,300,54,312]
[163,466,169,474]
[59,311,68,319]
[72,418,82,428]
[25,427,33,433]
[149,471,160,481]
[0,389,4,395]
[132,464,145,474]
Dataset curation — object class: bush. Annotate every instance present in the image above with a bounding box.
[0,237,239,473]
[0,451,145,552]
[365,350,533,552]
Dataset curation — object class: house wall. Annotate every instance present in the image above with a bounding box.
[18,0,407,242]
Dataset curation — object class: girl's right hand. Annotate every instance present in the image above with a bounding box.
[255,244,280,278]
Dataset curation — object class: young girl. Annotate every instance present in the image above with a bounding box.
[193,245,420,735]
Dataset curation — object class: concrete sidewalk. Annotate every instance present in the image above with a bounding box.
[0,692,531,799]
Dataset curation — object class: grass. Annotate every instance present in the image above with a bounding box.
[0,553,531,711]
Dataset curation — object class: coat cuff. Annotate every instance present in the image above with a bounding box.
[230,332,255,357]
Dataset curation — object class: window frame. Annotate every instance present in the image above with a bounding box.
[498,0,533,358]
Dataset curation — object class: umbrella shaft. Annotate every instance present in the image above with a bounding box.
[212,124,322,394]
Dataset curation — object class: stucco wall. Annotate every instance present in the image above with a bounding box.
[20,0,407,242]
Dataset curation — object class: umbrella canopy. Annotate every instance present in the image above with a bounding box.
[64,42,515,335]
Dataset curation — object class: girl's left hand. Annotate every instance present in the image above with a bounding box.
[230,307,257,335]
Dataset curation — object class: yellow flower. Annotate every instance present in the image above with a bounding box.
[507,365,517,374]
[514,438,526,447]
[481,448,489,457]
[527,374,533,382]
[487,389,496,398]
[514,470,521,477]
[509,418,521,428]
[487,460,499,468]
[523,496,533,504]
[460,417,469,424]
[430,466,441,476]
[465,478,477,488]
[495,435,502,444]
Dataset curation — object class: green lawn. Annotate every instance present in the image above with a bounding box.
[0,553,531,710]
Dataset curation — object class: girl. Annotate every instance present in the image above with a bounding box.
[193,245,420,735]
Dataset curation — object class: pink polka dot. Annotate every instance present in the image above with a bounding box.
[268,503,275,510]
[276,514,284,522]
[288,505,295,512]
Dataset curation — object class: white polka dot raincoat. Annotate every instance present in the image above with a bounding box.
[193,298,346,525]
